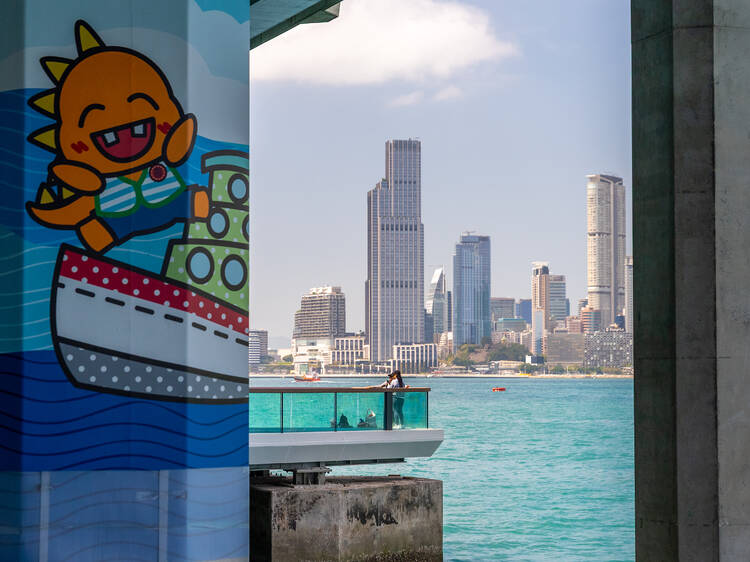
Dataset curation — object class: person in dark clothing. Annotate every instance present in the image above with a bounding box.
[381,370,408,427]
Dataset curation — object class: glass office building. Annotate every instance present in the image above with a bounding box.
[452,234,491,347]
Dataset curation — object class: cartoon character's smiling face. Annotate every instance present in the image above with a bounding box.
[57,50,182,176]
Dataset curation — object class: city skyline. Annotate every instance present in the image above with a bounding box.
[250,0,632,343]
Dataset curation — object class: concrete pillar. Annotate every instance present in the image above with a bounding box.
[250,476,443,562]
[0,2,249,559]
[633,1,750,559]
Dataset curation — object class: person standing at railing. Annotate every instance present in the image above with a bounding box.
[380,370,408,428]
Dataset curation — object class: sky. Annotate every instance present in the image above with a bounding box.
[250,0,632,348]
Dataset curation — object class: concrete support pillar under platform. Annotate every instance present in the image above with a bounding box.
[249,475,442,561]
[632,1,750,559]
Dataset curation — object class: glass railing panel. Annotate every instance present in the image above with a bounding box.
[282,392,335,432]
[393,391,427,429]
[335,392,385,430]
[249,392,282,433]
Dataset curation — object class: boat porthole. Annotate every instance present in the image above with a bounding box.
[221,255,246,291]
[242,215,249,242]
[187,247,214,284]
[228,174,248,205]
[208,208,230,238]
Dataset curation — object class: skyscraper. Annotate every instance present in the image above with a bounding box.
[426,267,448,340]
[531,262,550,354]
[577,298,589,317]
[624,255,634,333]
[293,286,346,339]
[366,139,425,361]
[490,297,515,323]
[516,299,532,324]
[548,274,567,323]
[587,174,626,327]
[453,234,491,347]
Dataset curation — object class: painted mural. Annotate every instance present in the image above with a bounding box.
[23,20,250,404]
[0,9,250,472]
[0,4,250,559]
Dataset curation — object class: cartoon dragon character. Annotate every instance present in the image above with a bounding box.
[26,20,209,253]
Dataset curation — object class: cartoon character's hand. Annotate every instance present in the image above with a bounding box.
[50,162,105,193]
[164,113,196,167]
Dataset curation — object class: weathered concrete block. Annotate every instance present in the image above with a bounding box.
[250,476,442,562]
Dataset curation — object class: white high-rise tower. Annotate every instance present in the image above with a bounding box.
[366,139,425,361]
[624,255,634,333]
[586,174,626,327]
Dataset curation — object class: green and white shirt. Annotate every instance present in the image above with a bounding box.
[95,164,186,217]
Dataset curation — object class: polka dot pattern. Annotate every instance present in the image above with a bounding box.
[60,343,248,402]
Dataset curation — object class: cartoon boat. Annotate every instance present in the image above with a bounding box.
[50,151,250,403]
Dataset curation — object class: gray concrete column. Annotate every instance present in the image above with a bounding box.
[633,1,750,560]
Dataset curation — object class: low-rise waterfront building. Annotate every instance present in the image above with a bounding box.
[583,330,633,368]
[331,334,369,366]
[545,333,585,366]
[291,338,334,374]
[392,343,437,372]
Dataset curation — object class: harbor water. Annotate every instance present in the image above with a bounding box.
[257,376,634,561]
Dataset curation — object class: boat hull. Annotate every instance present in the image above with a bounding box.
[52,245,248,403]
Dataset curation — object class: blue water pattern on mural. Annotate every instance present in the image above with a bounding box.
[0,352,248,470]
[0,89,248,471]
[0,467,248,561]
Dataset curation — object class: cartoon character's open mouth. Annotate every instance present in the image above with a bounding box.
[91,117,155,163]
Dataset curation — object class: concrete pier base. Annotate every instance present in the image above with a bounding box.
[250,475,443,561]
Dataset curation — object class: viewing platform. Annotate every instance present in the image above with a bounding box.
[249,387,443,477]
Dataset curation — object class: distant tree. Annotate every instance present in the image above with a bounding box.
[282,354,293,363]
[487,342,528,362]
[480,336,492,347]
[453,356,473,367]
[551,364,566,374]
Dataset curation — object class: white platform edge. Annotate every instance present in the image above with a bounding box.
[249,429,444,468]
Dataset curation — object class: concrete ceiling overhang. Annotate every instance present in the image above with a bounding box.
[250,0,342,50]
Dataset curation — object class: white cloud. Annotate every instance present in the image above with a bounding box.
[434,85,463,101]
[251,0,517,86]
[389,91,425,107]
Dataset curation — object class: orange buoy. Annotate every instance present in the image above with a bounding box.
[492,387,506,392]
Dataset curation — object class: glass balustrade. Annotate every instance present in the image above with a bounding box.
[249,389,429,433]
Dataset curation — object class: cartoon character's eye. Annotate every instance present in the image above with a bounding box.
[127,92,159,110]
[79,103,105,128]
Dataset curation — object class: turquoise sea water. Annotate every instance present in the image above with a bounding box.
[263,376,635,561]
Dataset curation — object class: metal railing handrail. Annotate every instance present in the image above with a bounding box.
[249,387,430,394]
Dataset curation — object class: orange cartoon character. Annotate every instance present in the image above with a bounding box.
[26,20,209,253]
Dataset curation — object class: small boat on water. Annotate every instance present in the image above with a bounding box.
[294,372,321,382]
[492,387,506,392]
